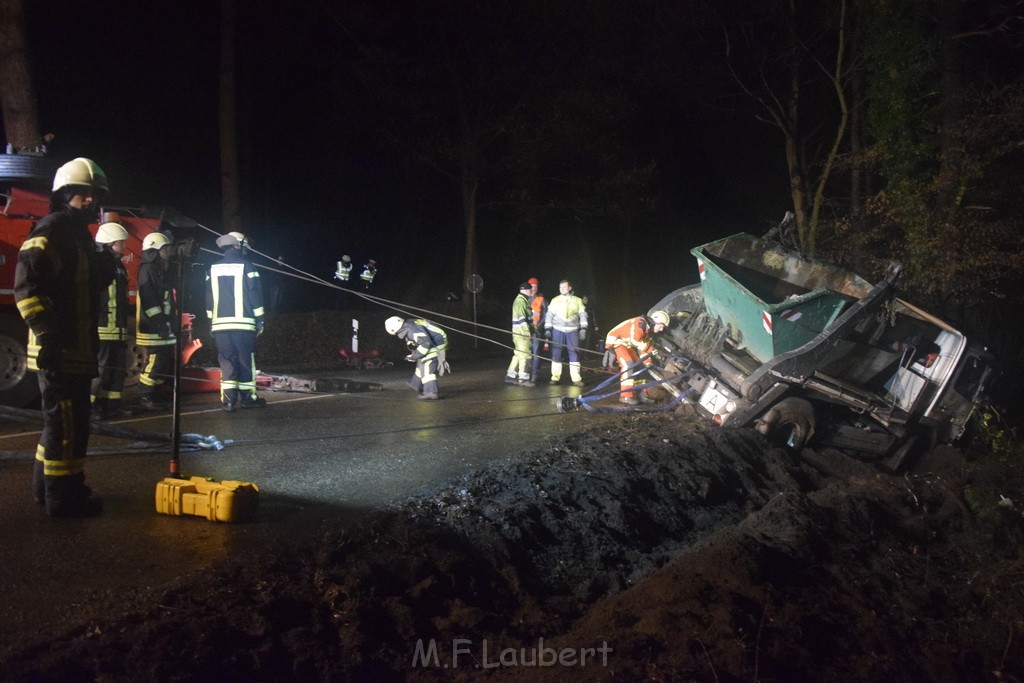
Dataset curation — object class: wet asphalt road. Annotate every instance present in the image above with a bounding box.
[0,358,619,653]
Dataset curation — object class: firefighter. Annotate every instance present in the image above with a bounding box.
[14,157,113,517]
[136,231,175,410]
[528,277,547,383]
[334,254,353,283]
[385,316,448,399]
[207,231,266,411]
[360,258,377,290]
[544,279,588,386]
[604,310,671,405]
[505,282,536,386]
[92,221,130,420]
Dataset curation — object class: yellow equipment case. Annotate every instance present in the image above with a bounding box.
[155,476,260,522]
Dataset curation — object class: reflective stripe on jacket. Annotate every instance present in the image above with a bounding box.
[530,294,547,332]
[398,318,448,358]
[206,248,264,333]
[14,207,110,374]
[605,316,653,356]
[545,294,588,333]
[136,250,175,347]
[512,293,532,331]
[97,247,128,342]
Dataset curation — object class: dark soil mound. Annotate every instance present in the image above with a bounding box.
[2,411,1021,681]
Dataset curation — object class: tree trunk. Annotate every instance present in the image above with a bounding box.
[0,0,40,150]
[219,0,241,231]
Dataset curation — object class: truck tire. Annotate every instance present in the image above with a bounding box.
[764,397,815,453]
[0,154,58,188]
[0,313,39,407]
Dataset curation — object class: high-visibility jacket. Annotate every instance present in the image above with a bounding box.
[512,293,533,332]
[136,249,175,347]
[397,318,448,359]
[336,261,352,281]
[360,264,376,285]
[206,248,264,333]
[96,246,128,342]
[530,294,547,333]
[545,294,588,333]
[605,316,654,357]
[14,206,112,374]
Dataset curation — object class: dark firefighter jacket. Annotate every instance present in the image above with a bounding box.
[205,247,264,333]
[96,245,128,342]
[136,249,175,347]
[397,318,448,359]
[14,206,114,374]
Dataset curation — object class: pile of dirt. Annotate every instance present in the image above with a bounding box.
[2,411,1021,681]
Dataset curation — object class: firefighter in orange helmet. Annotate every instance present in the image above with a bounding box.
[604,310,671,405]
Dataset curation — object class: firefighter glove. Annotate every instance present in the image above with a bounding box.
[36,343,60,372]
[404,354,416,363]
[256,321,265,336]
[159,321,173,339]
[602,349,616,369]
[544,330,552,341]
[579,328,587,342]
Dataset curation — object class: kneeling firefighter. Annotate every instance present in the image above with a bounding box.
[385,316,449,399]
[604,310,670,405]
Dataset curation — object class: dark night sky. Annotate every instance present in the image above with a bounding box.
[17,1,790,326]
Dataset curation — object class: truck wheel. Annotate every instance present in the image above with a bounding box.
[125,343,148,390]
[0,314,39,407]
[765,397,815,453]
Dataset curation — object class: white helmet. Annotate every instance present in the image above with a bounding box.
[95,222,129,244]
[216,231,249,250]
[52,157,108,193]
[142,232,170,251]
[650,310,670,326]
[384,316,404,335]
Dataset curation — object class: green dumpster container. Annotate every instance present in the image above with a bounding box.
[691,233,874,364]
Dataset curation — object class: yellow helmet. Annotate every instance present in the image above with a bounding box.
[650,310,670,326]
[142,232,170,251]
[52,157,108,193]
[95,222,129,244]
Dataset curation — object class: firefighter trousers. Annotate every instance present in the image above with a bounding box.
[139,344,174,396]
[506,324,532,381]
[550,329,582,382]
[410,352,440,397]
[35,371,93,511]
[214,330,257,406]
[92,340,127,412]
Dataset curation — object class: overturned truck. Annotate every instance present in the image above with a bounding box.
[583,232,990,471]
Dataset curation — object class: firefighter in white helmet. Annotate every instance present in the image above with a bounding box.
[603,309,671,405]
[136,230,175,410]
[13,157,113,516]
[207,231,266,411]
[92,221,131,420]
[385,315,449,399]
